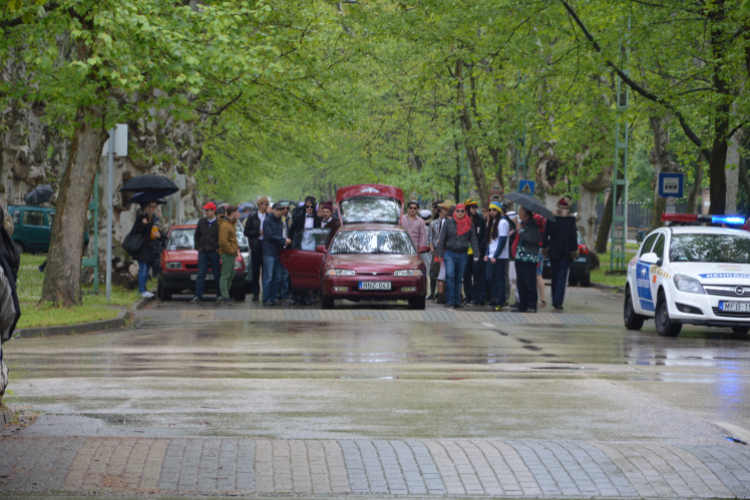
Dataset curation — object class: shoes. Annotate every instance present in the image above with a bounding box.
[301,298,313,305]
[426,294,434,300]
[289,299,297,305]
[264,300,281,306]
[215,296,222,301]
[454,304,464,309]
[527,308,537,313]
[538,300,546,307]
[141,291,154,299]
[494,305,504,312]
[553,304,564,311]
[219,297,236,303]
[510,307,527,313]
[436,294,446,304]
[444,303,454,308]
[190,296,200,303]
[251,295,259,302]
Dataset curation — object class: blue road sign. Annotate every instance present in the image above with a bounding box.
[658,173,684,198]
[519,180,535,196]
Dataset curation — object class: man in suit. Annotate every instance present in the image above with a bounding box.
[320,201,341,248]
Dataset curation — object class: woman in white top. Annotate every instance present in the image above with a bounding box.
[484,201,510,309]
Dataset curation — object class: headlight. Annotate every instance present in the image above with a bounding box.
[234,261,243,270]
[674,274,705,294]
[165,262,182,270]
[394,270,423,277]
[325,269,356,276]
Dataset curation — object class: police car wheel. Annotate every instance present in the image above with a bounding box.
[655,295,682,337]
[623,287,644,331]
[731,326,750,335]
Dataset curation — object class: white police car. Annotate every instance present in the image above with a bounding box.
[624,224,750,336]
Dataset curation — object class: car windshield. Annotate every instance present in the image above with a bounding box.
[330,230,415,255]
[168,229,195,250]
[339,197,401,224]
[669,233,750,264]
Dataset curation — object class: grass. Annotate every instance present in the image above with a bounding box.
[16,254,140,329]
[589,242,639,288]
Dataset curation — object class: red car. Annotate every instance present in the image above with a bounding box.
[158,224,248,301]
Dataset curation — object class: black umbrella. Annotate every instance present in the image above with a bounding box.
[120,175,179,194]
[504,192,556,222]
[130,190,175,205]
[24,184,55,206]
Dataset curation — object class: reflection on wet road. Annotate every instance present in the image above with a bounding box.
[3,316,750,442]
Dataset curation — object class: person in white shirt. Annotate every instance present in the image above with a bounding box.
[485,201,511,310]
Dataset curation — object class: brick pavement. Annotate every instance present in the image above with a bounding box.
[1,437,748,497]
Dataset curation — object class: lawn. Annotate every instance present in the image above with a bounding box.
[589,242,639,288]
[16,254,140,329]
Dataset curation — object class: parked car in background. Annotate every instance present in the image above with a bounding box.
[8,205,89,253]
[541,230,591,286]
[158,224,248,301]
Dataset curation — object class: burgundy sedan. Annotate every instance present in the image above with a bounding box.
[318,224,428,310]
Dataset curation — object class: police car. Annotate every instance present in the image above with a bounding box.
[624,216,750,337]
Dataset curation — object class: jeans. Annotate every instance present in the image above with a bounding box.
[137,261,150,294]
[219,253,235,299]
[463,257,473,301]
[550,259,571,307]
[486,259,507,306]
[262,254,283,303]
[515,261,538,311]
[444,251,468,306]
[250,244,263,298]
[196,250,221,299]
[279,264,291,300]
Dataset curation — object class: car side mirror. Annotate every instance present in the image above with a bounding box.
[640,252,659,265]
[316,245,327,253]
[418,245,430,254]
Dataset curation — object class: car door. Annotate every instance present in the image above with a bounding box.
[634,232,659,313]
[648,233,667,303]
[280,228,330,291]
[22,209,48,251]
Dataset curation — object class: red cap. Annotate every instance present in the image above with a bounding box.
[202,202,217,210]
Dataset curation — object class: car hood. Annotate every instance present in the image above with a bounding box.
[163,249,197,262]
[671,262,750,283]
[326,253,420,272]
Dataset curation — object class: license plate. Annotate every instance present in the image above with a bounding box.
[190,274,214,281]
[359,281,391,291]
[719,301,750,313]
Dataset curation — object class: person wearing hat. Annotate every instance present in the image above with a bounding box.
[484,201,511,310]
[542,195,579,310]
[462,198,487,306]
[400,199,428,265]
[192,202,222,302]
[244,196,270,301]
[217,205,241,303]
[435,202,479,308]
[320,201,341,247]
[262,202,292,306]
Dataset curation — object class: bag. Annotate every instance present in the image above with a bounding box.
[150,226,160,240]
[515,241,538,263]
[121,227,144,256]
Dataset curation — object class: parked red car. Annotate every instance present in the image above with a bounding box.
[158,224,248,301]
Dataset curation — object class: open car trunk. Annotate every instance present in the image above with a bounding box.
[336,184,404,226]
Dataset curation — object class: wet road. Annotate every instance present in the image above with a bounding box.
[3,286,750,445]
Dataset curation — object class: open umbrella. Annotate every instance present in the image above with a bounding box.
[24,184,54,206]
[120,175,179,194]
[130,190,175,205]
[503,192,556,222]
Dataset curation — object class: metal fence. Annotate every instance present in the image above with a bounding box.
[590,201,689,228]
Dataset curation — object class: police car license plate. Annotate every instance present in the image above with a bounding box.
[719,301,750,313]
[190,274,214,281]
[359,281,391,291]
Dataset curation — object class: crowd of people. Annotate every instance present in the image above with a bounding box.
[127,192,579,312]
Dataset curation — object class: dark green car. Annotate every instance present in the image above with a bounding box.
[8,205,89,253]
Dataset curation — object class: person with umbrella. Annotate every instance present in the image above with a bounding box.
[510,206,541,312]
[435,203,479,309]
[130,202,159,298]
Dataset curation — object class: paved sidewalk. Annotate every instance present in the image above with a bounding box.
[136,308,623,327]
[1,437,748,497]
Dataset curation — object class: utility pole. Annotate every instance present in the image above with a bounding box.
[610,16,630,272]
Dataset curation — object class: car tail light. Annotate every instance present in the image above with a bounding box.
[578,244,589,255]
[234,260,244,270]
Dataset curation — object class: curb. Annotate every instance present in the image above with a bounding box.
[15,309,132,339]
[591,282,624,294]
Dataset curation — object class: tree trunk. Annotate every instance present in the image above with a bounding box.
[708,6,730,215]
[577,187,598,249]
[594,169,625,254]
[40,104,107,307]
[725,123,743,214]
[687,158,703,215]
[648,115,679,229]
[455,59,488,203]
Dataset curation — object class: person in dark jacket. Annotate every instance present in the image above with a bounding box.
[462,198,487,306]
[131,202,158,298]
[192,202,221,302]
[512,206,540,313]
[262,202,291,306]
[436,203,479,308]
[244,196,270,301]
[289,196,321,249]
[321,202,341,248]
[542,196,579,310]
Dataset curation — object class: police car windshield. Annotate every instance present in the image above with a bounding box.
[669,233,750,264]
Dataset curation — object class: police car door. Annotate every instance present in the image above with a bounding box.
[634,232,660,314]
[649,233,667,305]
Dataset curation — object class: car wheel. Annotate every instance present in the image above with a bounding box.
[731,325,750,334]
[157,279,172,301]
[231,289,247,301]
[655,293,681,337]
[409,296,426,310]
[623,286,645,331]
[579,268,591,287]
[321,294,334,310]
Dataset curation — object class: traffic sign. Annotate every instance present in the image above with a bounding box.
[658,173,683,198]
[519,180,535,196]
[488,177,504,204]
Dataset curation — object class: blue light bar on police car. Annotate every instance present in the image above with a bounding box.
[710,215,746,225]
[662,213,746,225]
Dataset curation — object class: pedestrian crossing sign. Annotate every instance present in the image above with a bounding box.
[519,180,535,195]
